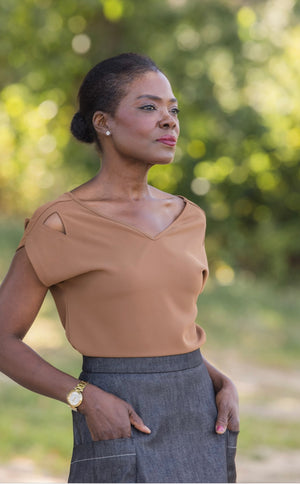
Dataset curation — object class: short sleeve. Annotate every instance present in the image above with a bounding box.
[190,201,209,291]
[16,202,76,287]
[200,213,209,290]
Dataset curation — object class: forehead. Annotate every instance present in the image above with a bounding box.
[124,71,176,102]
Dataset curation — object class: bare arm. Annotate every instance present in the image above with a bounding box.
[203,356,239,434]
[0,248,150,439]
[0,248,79,399]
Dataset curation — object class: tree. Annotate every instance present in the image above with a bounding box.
[1,0,299,281]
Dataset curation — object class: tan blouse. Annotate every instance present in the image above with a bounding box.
[17,192,209,357]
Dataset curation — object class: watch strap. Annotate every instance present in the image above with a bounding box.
[74,380,89,393]
[67,380,89,411]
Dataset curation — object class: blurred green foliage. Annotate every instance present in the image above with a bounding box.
[1,0,300,282]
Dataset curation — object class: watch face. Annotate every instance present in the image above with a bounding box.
[68,391,82,407]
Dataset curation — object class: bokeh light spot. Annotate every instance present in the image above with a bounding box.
[256,172,278,191]
[230,166,249,184]
[191,177,210,196]
[38,100,58,120]
[187,139,206,158]
[68,16,87,34]
[215,263,235,286]
[210,201,229,220]
[176,25,201,51]
[249,152,271,173]
[38,135,57,154]
[102,0,124,22]
[237,7,256,29]
[72,34,91,54]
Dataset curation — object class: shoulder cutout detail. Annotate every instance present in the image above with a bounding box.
[43,212,66,234]
[24,217,30,229]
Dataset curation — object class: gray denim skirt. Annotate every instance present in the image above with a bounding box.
[68,349,238,483]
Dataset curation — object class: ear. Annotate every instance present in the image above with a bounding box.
[92,111,111,136]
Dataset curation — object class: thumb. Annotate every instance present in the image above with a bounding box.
[215,415,228,435]
[128,406,151,434]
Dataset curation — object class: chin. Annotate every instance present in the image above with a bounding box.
[155,158,174,165]
[155,153,175,164]
[147,152,175,166]
[146,157,174,167]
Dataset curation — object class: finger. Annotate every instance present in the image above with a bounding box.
[215,414,228,434]
[215,424,226,434]
[227,415,240,433]
[128,407,151,434]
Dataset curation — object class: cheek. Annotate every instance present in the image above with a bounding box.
[116,119,155,142]
[111,126,154,158]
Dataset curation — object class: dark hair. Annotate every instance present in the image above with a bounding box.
[70,53,160,145]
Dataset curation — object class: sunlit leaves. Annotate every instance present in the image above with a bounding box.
[176,24,201,51]
[187,140,206,159]
[194,157,234,184]
[148,164,183,193]
[101,0,124,22]
[68,15,87,34]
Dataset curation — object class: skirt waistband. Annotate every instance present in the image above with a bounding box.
[82,349,202,374]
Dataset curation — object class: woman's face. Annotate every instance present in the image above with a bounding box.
[106,70,180,165]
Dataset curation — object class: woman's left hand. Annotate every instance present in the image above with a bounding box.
[214,377,239,434]
[203,357,239,434]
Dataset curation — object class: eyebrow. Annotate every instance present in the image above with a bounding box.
[136,94,178,103]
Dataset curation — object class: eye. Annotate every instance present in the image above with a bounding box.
[171,107,180,115]
[139,104,156,111]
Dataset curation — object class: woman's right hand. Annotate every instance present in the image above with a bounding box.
[78,384,151,441]
[0,249,150,443]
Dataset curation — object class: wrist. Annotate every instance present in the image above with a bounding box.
[212,373,230,393]
[203,357,231,393]
[66,380,89,411]
[76,383,104,415]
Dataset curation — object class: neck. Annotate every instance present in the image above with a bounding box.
[91,155,154,201]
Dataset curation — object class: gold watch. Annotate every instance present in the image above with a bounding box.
[66,380,89,411]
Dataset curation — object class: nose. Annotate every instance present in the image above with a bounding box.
[158,110,178,130]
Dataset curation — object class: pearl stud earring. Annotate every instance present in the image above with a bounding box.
[105,130,111,136]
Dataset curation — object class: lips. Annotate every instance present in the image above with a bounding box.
[156,135,177,147]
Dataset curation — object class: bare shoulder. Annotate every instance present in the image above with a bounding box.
[149,186,184,205]
[69,178,101,200]
[150,186,206,218]
[43,212,66,234]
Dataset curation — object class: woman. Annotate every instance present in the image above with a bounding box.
[0,53,239,483]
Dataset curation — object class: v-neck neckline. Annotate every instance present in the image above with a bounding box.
[66,191,188,241]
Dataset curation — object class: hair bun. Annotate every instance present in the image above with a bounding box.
[70,112,94,143]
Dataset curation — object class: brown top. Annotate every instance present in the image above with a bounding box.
[17,192,209,357]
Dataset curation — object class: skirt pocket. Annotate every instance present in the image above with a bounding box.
[68,437,136,483]
[226,430,239,483]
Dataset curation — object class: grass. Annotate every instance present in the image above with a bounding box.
[198,275,300,369]
[0,385,73,477]
[1,218,300,478]
[240,417,300,455]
